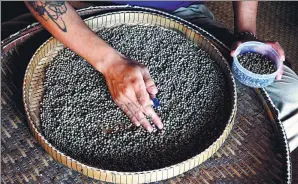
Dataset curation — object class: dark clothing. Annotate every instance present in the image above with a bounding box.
[112,1,197,12]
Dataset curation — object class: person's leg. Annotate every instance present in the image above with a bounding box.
[172,4,298,152]
[1,13,36,40]
[172,4,235,48]
[265,66,298,152]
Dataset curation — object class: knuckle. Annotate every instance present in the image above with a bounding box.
[115,95,124,102]
[130,117,138,124]
[146,78,155,85]
[122,106,129,113]
[113,98,120,104]
[126,102,133,108]
[114,95,123,102]
[137,93,149,104]
[123,76,131,83]
[118,103,126,110]
[139,64,147,70]
[139,98,148,106]
[130,66,140,74]
[135,111,145,120]
[149,112,157,119]
[130,78,139,86]
[136,91,142,99]
[127,111,133,118]
[151,113,160,122]
[121,87,130,96]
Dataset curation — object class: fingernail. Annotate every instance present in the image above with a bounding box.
[147,126,153,133]
[281,56,285,62]
[230,51,235,57]
[150,94,156,99]
[157,123,163,129]
[136,122,141,127]
[150,87,158,94]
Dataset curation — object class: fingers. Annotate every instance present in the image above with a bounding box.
[116,86,155,133]
[264,41,285,80]
[265,41,285,62]
[134,77,163,130]
[276,63,284,80]
[126,102,153,132]
[134,81,153,106]
[122,86,154,132]
[230,41,242,57]
[135,81,153,107]
[108,60,162,132]
[135,90,163,129]
[142,67,158,96]
[115,100,140,127]
[143,105,163,129]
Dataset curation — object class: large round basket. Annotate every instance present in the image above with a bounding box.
[22,9,237,183]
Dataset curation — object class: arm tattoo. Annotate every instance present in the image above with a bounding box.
[28,1,68,32]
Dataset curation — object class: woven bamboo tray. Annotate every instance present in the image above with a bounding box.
[22,10,237,183]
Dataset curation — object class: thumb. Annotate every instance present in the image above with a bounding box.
[276,63,284,80]
[142,67,158,97]
[230,41,242,57]
[264,41,285,62]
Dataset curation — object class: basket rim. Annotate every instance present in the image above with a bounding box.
[22,9,238,182]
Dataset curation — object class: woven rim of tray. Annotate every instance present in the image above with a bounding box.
[22,10,237,183]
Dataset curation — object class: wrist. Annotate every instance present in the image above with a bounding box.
[94,47,122,75]
[234,31,258,42]
[77,34,124,75]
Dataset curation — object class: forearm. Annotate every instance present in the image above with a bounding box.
[233,1,258,35]
[25,1,115,73]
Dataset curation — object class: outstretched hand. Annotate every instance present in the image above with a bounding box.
[101,51,163,132]
[25,1,163,133]
[230,40,285,80]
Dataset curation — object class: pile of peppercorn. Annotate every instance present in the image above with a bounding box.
[41,25,230,172]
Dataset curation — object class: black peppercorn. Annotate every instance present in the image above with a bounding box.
[41,25,229,172]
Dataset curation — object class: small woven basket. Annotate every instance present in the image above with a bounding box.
[22,10,237,183]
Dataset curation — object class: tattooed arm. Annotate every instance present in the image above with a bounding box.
[25,1,163,132]
[25,1,116,71]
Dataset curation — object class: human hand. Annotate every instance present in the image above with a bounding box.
[100,51,163,132]
[231,40,285,80]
